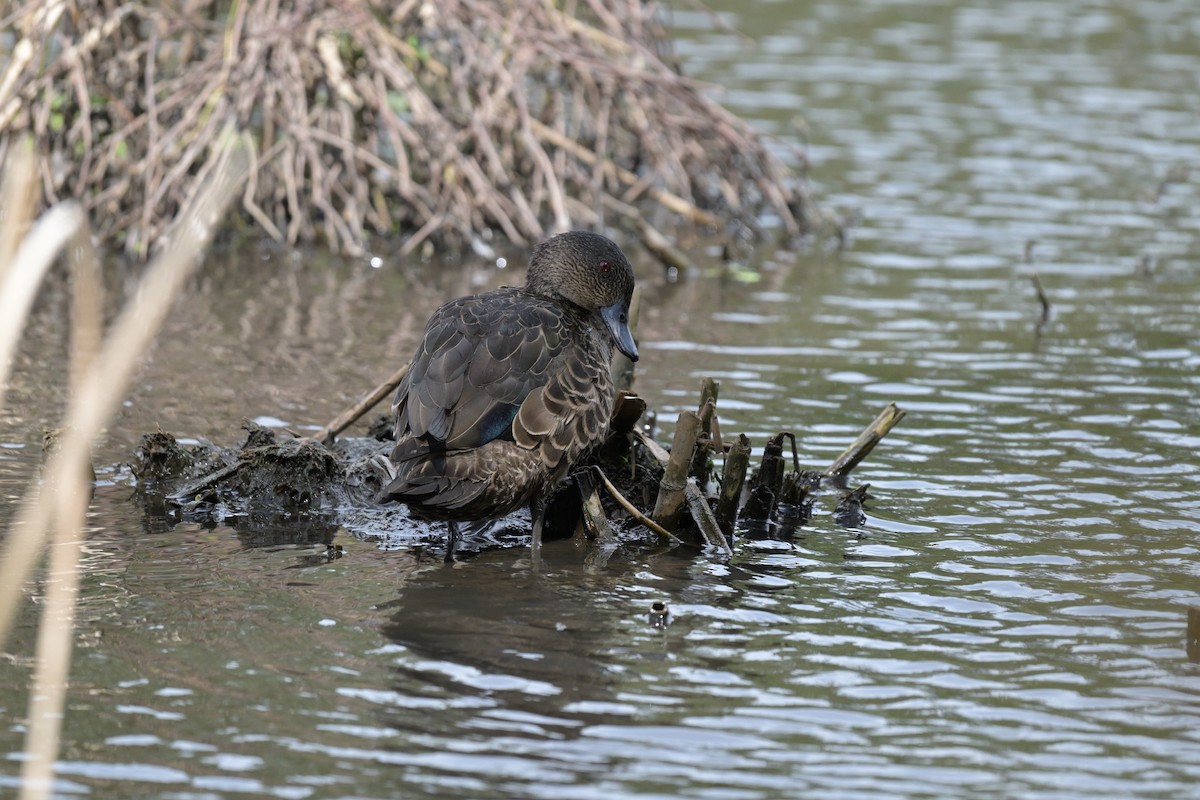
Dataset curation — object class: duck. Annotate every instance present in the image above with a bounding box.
[379,230,639,558]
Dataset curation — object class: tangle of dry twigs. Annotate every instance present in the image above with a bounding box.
[0,0,816,258]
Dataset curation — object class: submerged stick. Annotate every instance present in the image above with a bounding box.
[684,480,732,555]
[316,363,410,445]
[1030,271,1051,336]
[1031,271,1050,319]
[652,410,701,530]
[823,403,906,478]
[1188,607,1200,663]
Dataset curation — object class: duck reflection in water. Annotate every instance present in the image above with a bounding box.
[378,231,639,559]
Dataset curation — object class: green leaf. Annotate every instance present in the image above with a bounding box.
[387,91,408,115]
[406,35,430,64]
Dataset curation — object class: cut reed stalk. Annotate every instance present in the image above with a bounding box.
[652,410,701,530]
[714,433,752,537]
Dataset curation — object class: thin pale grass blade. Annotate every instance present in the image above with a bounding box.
[18,475,90,800]
[13,130,251,800]
[0,130,252,649]
[67,226,104,394]
[18,216,105,800]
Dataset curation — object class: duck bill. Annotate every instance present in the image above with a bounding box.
[600,301,639,362]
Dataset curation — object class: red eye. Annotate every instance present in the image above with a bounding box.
[599,260,611,273]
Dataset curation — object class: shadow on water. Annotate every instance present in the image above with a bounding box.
[377,544,675,712]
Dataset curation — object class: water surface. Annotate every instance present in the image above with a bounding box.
[3,1,1200,797]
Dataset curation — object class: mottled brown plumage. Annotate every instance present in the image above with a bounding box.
[380,231,639,552]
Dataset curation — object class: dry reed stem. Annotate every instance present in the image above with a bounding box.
[21,231,109,800]
[633,426,671,467]
[19,451,91,800]
[715,432,752,536]
[577,469,616,541]
[67,223,104,394]
[0,137,39,283]
[18,135,106,800]
[317,363,411,445]
[594,467,682,543]
[0,203,86,413]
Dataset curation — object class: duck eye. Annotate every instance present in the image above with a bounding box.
[598,260,611,273]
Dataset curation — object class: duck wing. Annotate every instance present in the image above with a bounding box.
[394,289,571,451]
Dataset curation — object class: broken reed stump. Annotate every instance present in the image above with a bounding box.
[741,432,801,526]
[714,434,752,537]
[657,388,902,542]
[652,410,702,530]
[627,383,902,546]
[691,378,720,487]
[824,403,906,478]
[684,480,733,555]
[609,392,648,438]
[759,433,789,498]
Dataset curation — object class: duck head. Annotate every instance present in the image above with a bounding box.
[526,231,640,362]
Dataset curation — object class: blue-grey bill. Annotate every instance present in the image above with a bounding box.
[600,301,639,362]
